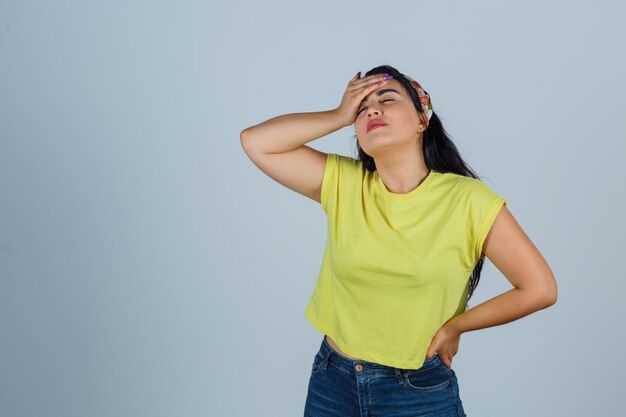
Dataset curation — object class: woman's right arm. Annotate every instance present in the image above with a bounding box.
[240,109,347,155]
[240,110,346,204]
[239,72,390,204]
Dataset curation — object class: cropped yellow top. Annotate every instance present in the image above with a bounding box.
[304,153,507,369]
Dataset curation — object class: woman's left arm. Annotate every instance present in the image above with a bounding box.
[452,204,558,334]
[427,205,558,368]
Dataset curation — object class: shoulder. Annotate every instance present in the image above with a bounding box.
[432,172,505,214]
[334,153,362,167]
[436,171,499,196]
[326,153,365,176]
[432,171,486,196]
[320,154,366,214]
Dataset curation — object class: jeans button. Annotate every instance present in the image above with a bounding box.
[355,364,363,371]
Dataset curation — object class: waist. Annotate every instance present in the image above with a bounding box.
[324,335,363,361]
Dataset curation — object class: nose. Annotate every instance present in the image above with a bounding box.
[367,107,380,117]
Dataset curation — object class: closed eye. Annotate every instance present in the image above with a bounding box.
[358,99,394,114]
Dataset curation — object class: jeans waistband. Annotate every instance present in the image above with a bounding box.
[318,335,441,375]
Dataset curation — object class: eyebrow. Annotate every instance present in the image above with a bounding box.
[359,89,402,106]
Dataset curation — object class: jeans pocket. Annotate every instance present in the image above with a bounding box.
[404,365,451,391]
[441,362,455,377]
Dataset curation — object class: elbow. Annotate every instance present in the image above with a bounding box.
[548,291,558,306]
[240,128,255,152]
[544,293,557,307]
[524,274,557,309]
[541,278,558,307]
[240,129,249,146]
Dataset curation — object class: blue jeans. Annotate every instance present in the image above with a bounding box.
[304,336,467,417]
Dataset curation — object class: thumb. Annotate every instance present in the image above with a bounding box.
[352,71,361,80]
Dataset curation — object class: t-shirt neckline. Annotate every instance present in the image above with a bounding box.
[375,168,436,200]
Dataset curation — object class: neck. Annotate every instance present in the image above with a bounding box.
[374,148,429,194]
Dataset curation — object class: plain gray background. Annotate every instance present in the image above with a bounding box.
[1,1,624,416]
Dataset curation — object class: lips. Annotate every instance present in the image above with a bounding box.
[367,119,388,132]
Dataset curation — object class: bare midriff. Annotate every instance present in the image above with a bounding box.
[324,335,363,361]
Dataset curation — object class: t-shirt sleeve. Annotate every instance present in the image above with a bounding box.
[320,153,338,215]
[469,179,507,262]
[320,153,361,216]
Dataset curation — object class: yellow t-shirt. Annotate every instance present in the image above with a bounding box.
[304,153,507,370]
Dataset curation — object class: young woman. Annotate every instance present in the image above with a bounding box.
[240,65,557,417]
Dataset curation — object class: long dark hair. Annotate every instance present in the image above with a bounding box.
[353,64,485,308]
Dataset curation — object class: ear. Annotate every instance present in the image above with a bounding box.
[416,117,427,133]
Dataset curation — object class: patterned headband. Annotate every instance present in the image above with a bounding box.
[405,75,433,127]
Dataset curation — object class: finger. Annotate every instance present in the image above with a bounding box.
[364,74,389,88]
[345,74,390,111]
[349,73,389,89]
[349,77,390,102]
[371,78,389,88]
